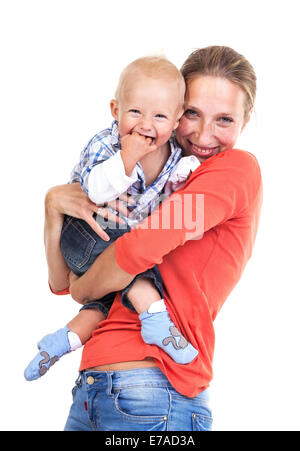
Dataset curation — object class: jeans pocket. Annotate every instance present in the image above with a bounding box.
[114,388,168,431]
[71,384,78,401]
[192,412,213,431]
[61,217,96,271]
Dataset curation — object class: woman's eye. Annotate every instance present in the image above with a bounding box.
[219,116,233,125]
[184,109,198,117]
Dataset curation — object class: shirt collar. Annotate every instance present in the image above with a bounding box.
[169,133,183,157]
[111,120,121,147]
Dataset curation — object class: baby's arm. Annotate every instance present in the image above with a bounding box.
[75,132,157,205]
[120,132,157,176]
[74,150,136,206]
[86,151,138,204]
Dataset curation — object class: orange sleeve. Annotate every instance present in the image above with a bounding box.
[115,149,261,275]
[48,282,70,295]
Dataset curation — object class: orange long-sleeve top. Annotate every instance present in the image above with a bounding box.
[73,149,263,397]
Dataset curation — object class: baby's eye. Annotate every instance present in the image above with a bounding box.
[129,109,141,114]
[155,114,167,119]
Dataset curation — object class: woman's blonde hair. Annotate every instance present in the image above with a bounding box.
[181,46,256,119]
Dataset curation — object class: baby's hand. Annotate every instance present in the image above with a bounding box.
[120,132,157,175]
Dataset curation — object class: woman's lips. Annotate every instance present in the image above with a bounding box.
[188,141,220,158]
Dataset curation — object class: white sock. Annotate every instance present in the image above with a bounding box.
[67,331,83,351]
[147,299,167,313]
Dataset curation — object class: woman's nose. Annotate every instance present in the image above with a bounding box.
[194,121,214,145]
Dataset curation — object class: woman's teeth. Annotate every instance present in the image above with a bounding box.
[191,143,216,154]
[196,148,212,154]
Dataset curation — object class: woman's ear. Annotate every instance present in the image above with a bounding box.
[110,99,119,121]
[242,107,253,131]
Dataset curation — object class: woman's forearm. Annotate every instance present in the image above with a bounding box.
[43,182,131,297]
[69,242,134,304]
[44,189,70,292]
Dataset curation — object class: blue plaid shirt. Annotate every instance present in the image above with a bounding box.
[70,120,183,226]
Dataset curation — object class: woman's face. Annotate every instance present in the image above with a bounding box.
[176,76,249,163]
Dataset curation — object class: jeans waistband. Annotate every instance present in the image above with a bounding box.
[80,367,171,388]
[77,367,209,402]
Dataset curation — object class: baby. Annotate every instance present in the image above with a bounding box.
[25,56,200,381]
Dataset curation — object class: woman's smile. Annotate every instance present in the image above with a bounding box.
[186,140,220,158]
[176,75,247,163]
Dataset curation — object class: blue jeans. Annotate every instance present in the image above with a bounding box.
[60,215,164,316]
[64,368,212,431]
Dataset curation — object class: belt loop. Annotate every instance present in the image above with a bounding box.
[106,372,113,397]
[75,372,82,388]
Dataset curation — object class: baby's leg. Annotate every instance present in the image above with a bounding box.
[67,308,105,344]
[25,217,123,382]
[24,309,105,381]
[126,277,198,365]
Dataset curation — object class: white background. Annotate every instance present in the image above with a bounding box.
[1,0,299,431]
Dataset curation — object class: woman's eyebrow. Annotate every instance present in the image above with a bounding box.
[218,112,236,118]
[185,104,237,117]
[184,104,200,112]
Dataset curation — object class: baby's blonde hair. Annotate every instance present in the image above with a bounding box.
[115,56,185,109]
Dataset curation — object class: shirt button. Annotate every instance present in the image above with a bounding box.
[86,376,95,385]
[163,416,168,421]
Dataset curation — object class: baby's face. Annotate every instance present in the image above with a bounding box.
[111,74,183,148]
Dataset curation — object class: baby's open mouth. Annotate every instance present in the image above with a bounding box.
[131,130,156,143]
[138,133,155,143]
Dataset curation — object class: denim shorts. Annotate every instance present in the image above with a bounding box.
[60,215,164,316]
[64,367,212,431]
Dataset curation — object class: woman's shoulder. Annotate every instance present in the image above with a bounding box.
[202,148,261,177]
[228,148,261,180]
[229,148,260,165]
[209,148,259,165]
[186,148,262,201]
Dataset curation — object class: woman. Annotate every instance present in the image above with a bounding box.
[45,46,262,431]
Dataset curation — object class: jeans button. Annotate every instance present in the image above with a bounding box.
[86,376,95,385]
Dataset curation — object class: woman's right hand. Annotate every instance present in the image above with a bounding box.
[45,183,113,241]
[44,184,134,292]
[103,193,136,219]
[45,184,134,242]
